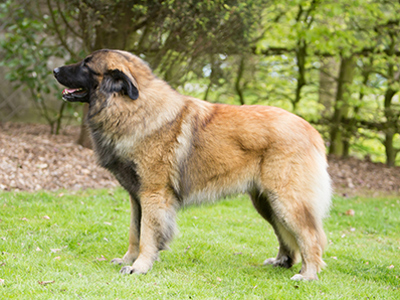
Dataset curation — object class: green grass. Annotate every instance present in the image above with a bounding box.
[0,189,399,299]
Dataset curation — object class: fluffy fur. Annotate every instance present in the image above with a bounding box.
[53,49,331,280]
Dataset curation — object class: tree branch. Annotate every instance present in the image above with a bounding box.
[56,0,83,39]
[46,0,80,60]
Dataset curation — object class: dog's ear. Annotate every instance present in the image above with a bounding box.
[101,69,139,100]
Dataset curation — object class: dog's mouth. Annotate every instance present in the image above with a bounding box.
[62,88,89,101]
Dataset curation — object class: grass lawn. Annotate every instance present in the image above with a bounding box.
[0,189,399,299]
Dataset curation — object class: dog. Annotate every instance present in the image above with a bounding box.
[53,49,331,281]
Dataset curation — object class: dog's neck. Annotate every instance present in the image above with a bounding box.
[87,76,185,150]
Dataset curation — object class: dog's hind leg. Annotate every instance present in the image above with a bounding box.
[263,188,328,281]
[111,194,141,265]
[257,148,331,280]
[120,189,178,275]
[249,190,300,269]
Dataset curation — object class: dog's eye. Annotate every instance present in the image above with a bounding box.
[84,64,101,76]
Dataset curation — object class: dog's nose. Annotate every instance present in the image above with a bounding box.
[53,68,60,76]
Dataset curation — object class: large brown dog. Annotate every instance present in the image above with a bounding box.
[53,49,331,281]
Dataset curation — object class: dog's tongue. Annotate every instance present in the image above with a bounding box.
[62,88,79,95]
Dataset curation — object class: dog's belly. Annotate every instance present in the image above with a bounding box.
[175,146,262,205]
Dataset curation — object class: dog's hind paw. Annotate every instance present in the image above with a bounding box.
[263,256,292,269]
[263,257,277,265]
[290,273,318,281]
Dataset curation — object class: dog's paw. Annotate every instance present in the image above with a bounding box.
[130,259,152,274]
[111,258,126,265]
[263,256,292,268]
[290,273,318,281]
[263,257,277,265]
[119,260,152,275]
[111,252,137,265]
[290,274,305,281]
[120,266,134,274]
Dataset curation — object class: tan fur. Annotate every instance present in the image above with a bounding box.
[55,49,331,280]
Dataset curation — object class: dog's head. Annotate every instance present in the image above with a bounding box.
[53,49,146,103]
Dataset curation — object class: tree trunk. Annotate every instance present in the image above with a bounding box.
[77,6,135,148]
[235,56,246,105]
[383,87,397,166]
[382,33,398,167]
[293,40,306,111]
[77,103,92,149]
[385,130,396,167]
[319,57,339,118]
[329,56,354,156]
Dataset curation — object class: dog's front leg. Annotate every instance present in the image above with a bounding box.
[120,189,177,274]
[112,194,141,266]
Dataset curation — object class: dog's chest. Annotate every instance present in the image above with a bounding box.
[91,130,141,195]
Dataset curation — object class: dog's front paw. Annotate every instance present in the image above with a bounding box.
[111,252,138,266]
[290,274,305,281]
[119,260,152,275]
[120,266,134,274]
[111,258,126,265]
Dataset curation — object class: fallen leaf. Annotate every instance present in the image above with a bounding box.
[0,262,5,266]
[96,255,107,261]
[350,227,356,232]
[50,246,67,253]
[54,256,61,260]
[217,277,222,282]
[1,237,5,241]
[36,247,42,251]
[0,278,4,285]
[388,265,394,269]
[103,222,112,225]
[42,215,50,220]
[345,209,355,216]
[103,237,109,242]
[21,217,28,221]
[38,280,54,285]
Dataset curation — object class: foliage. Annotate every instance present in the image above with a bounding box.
[0,1,75,134]
[0,189,399,298]
[239,0,400,165]
[2,0,400,165]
